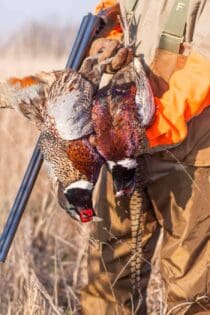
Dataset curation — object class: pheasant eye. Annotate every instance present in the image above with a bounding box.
[113,87,128,95]
[98,47,104,53]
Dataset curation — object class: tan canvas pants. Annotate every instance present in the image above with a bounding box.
[80,1,210,314]
[80,106,210,315]
[80,59,210,314]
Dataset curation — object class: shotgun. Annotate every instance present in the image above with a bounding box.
[0,13,103,262]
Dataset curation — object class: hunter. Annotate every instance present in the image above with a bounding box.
[79,1,210,314]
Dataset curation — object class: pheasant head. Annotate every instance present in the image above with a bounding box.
[64,137,104,222]
[107,158,137,197]
[63,180,95,223]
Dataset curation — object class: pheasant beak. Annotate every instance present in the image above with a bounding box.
[92,215,104,222]
[79,209,103,223]
[79,209,93,222]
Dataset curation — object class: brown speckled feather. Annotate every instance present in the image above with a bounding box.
[39,131,86,188]
[67,139,104,183]
[0,70,94,141]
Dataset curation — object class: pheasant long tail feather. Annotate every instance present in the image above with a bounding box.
[129,159,146,294]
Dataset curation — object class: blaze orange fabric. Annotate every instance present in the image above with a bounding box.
[95,0,117,14]
[95,0,122,40]
[146,52,210,147]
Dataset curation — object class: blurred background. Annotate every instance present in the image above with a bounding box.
[0,1,98,314]
[0,0,98,76]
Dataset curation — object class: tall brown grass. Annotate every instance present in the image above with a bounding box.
[0,21,89,315]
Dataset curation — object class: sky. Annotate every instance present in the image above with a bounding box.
[0,0,99,38]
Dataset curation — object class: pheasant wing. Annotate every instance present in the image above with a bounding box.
[47,71,94,140]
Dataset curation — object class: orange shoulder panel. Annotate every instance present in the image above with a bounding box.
[146,52,210,147]
[95,0,122,40]
[95,0,117,14]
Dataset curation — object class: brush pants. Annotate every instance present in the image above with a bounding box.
[80,107,210,315]
[80,1,210,314]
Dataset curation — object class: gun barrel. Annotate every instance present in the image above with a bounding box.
[0,13,102,262]
[68,13,102,70]
[0,145,43,262]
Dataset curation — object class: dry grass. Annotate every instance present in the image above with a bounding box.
[0,23,90,315]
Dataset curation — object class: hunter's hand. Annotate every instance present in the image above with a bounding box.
[89,38,133,73]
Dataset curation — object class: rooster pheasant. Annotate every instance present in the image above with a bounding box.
[98,3,155,293]
[42,67,105,222]
[91,6,155,292]
[92,59,155,197]
[92,59,155,292]
[92,0,155,198]
[0,67,103,222]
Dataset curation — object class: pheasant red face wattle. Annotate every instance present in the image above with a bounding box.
[79,209,94,223]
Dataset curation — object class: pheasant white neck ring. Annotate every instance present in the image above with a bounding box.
[65,180,93,192]
[117,158,137,170]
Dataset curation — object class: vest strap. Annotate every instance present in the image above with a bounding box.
[122,0,138,12]
[159,0,190,53]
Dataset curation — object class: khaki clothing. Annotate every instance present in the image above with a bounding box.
[80,1,210,314]
[81,108,210,314]
[132,0,210,64]
[146,109,210,314]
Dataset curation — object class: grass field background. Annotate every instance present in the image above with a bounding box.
[0,22,90,315]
